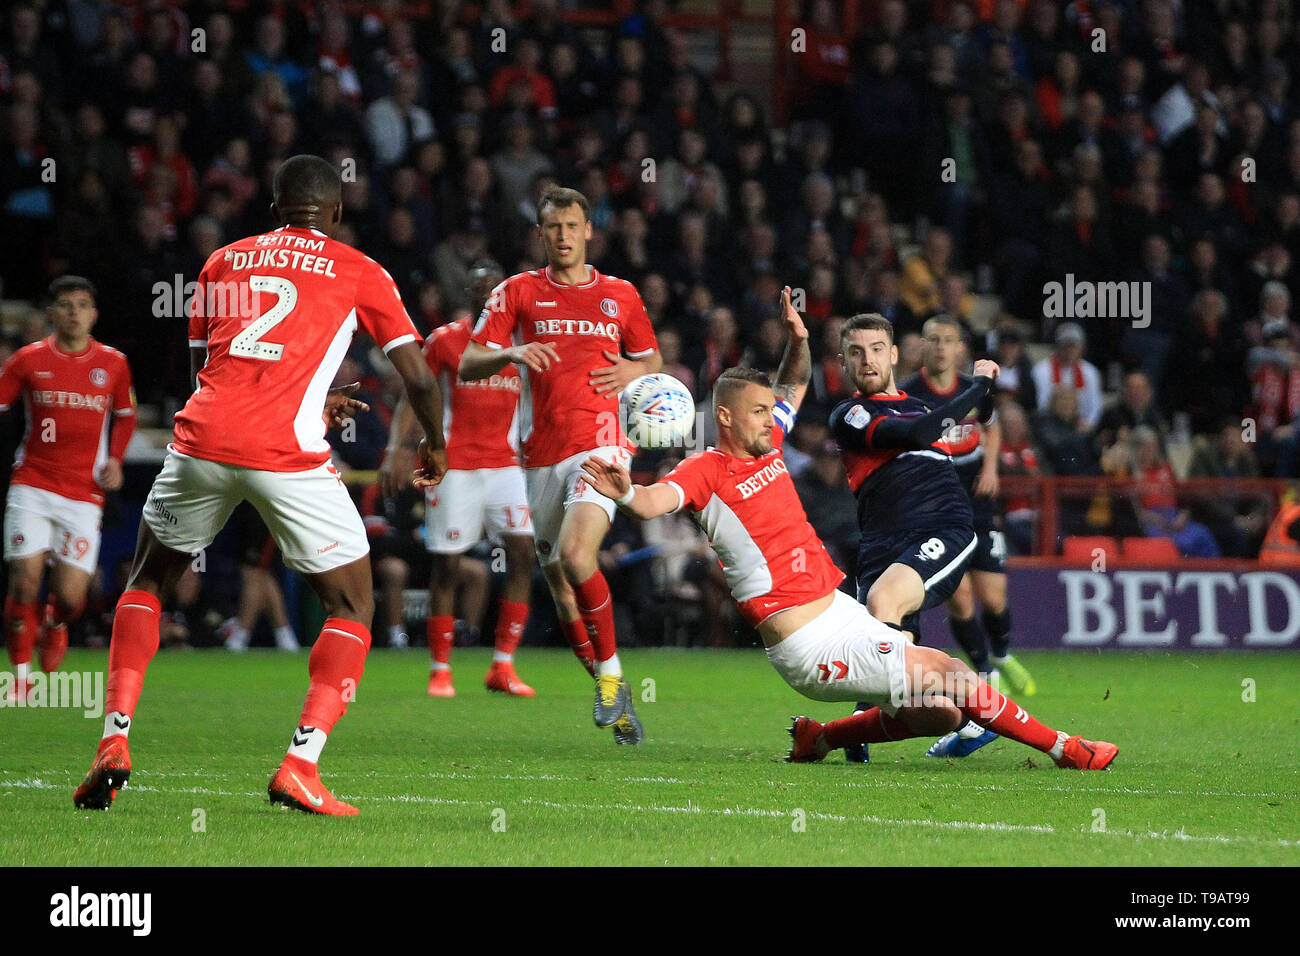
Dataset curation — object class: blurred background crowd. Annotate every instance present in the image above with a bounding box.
[0,0,1296,649]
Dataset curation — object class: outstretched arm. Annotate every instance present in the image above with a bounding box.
[772,285,811,413]
[578,455,681,520]
[833,361,1000,452]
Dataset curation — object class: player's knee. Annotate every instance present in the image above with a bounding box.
[376,556,408,587]
[7,574,40,603]
[897,701,961,736]
[558,545,596,585]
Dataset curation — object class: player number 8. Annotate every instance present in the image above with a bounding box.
[920,537,945,560]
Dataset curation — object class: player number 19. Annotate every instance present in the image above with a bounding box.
[231,274,296,361]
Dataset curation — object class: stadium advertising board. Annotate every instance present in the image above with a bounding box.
[921,566,1300,649]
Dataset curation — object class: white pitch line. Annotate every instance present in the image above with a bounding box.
[10,767,1296,800]
[8,777,1295,849]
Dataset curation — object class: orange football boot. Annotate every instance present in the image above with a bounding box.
[484,661,534,696]
[427,669,455,697]
[1054,735,1119,770]
[74,735,131,810]
[786,716,831,763]
[268,755,359,816]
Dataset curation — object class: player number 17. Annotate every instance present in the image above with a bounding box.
[231,274,296,361]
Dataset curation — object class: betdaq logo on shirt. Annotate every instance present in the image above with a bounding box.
[736,457,788,499]
[532,318,621,340]
[31,391,108,412]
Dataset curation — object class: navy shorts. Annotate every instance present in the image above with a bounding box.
[968,507,1008,574]
[856,525,978,639]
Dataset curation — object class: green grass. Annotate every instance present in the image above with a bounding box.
[2,648,1297,866]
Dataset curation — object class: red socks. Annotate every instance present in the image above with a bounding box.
[572,571,616,663]
[822,707,917,748]
[427,614,453,667]
[493,600,528,657]
[960,684,1060,753]
[561,617,596,675]
[4,596,39,669]
[105,590,162,718]
[299,617,371,734]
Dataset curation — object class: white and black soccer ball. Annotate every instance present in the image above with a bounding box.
[620,373,696,449]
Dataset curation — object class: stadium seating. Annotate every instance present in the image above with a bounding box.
[1119,537,1181,564]
[1061,536,1120,566]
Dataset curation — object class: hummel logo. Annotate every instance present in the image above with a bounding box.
[535,300,557,307]
[292,725,314,747]
[289,771,324,807]
[34,370,53,377]
[113,715,130,730]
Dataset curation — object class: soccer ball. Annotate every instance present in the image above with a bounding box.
[620,373,696,449]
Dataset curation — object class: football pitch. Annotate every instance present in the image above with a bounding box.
[2,648,1297,866]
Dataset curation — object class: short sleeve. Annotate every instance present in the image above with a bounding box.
[422,327,452,375]
[618,284,657,359]
[660,453,718,513]
[470,278,516,350]
[187,264,210,347]
[356,260,420,353]
[0,349,26,412]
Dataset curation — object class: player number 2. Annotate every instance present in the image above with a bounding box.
[919,537,946,560]
[231,274,296,361]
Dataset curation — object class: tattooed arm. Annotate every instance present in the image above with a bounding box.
[773,285,812,414]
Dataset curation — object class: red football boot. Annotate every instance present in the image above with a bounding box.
[1054,735,1119,770]
[484,661,534,697]
[268,755,359,816]
[74,735,132,810]
[427,669,455,697]
[785,716,831,763]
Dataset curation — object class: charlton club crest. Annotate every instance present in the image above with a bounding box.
[90,368,107,386]
[600,298,618,318]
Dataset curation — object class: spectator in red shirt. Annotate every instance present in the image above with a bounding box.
[489,37,556,117]
[1131,427,1221,557]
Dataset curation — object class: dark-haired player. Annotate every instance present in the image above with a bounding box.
[579,289,1116,770]
[902,316,1036,759]
[1,276,135,698]
[74,155,449,815]
[383,259,537,698]
[460,185,660,745]
[829,313,1001,761]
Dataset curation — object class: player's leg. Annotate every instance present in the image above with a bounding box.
[862,562,926,638]
[974,567,1036,695]
[73,520,195,809]
[527,461,597,675]
[76,450,237,810]
[426,551,460,696]
[5,552,47,698]
[42,561,94,673]
[4,485,59,697]
[810,643,1116,769]
[260,566,300,650]
[484,532,536,695]
[556,499,643,743]
[373,555,408,649]
[946,574,992,674]
[249,461,374,815]
[482,467,536,695]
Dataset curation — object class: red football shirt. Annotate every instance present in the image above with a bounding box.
[470,266,658,468]
[423,317,520,470]
[657,402,844,626]
[175,225,420,471]
[0,336,136,506]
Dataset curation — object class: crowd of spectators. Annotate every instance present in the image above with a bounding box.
[3,0,1300,645]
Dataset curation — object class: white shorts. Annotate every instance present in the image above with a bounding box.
[525,446,632,565]
[425,466,532,554]
[143,446,369,574]
[765,591,909,713]
[3,484,103,574]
